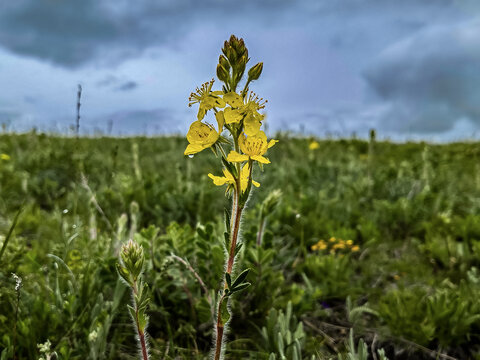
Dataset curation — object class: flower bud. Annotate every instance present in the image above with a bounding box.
[217,63,229,83]
[248,62,263,81]
[219,55,230,70]
[118,239,145,284]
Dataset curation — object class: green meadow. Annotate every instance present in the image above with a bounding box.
[1,132,480,359]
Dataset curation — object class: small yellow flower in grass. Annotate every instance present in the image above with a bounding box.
[351,245,360,252]
[329,237,336,242]
[1,154,10,160]
[208,162,259,193]
[184,121,219,155]
[189,79,225,121]
[227,131,278,164]
[311,240,327,251]
[309,141,319,150]
[346,240,353,246]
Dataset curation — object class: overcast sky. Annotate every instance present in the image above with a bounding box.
[0,0,479,141]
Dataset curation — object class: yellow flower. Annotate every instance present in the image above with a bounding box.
[184,108,225,156]
[351,245,360,252]
[208,162,259,193]
[227,131,278,164]
[333,243,346,250]
[189,79,226,121]
[184,121,219,155]
[346,240,353,246]
[222,91,266,136]
[317,240,327,250]
[242,92,266,136]
[309,141,319,150]
[328,237,336,243]
[1,154,10,160]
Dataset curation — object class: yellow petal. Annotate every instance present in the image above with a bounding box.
[244,118,261,136]
[227,151,249,163]
[208,173,228,186]
[223,92,243,108]
[197,106,207,121]
[267,139,278,149]
[184,143,205,155]
[215,111,225,132]
[186,121,219,147]
[224,107,243,124]
[221,168,236,184]
[240,131,268,156]
[252,180,260,187]
[251,155,270,164]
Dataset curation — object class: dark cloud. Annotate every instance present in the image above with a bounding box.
[0,0,292,68]
[364,19,480,134]
[96,75,138,91]
[115,81,138,92]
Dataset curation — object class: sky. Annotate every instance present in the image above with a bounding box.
[0,0,479,141]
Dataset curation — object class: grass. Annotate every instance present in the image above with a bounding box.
[1,132,480,359]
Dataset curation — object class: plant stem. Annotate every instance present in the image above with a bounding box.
[227,188,243,274]
[214,183,244,360]
[133,281,149,360]
[214,296,225,360]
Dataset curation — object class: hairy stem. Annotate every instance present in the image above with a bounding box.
[214,183,244,359]
[133,281,149,360]
[214,296,225,360]
[227,188,243,274]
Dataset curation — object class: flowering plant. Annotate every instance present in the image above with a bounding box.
[185,35,277,360]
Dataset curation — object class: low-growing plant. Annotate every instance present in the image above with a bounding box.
[259,301,310,360]
[117,240,151,360]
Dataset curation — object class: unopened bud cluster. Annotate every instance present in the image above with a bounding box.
[216,35,263,91]
[117,239,145,286]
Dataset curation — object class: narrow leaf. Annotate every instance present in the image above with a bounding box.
[232,268,250,288]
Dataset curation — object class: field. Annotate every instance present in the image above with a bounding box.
[1,132,480,359]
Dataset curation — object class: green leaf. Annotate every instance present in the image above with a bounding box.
[224,207,231,233]
[220,298,230,325]
[225,272,232,289]
[196,227,207,239]
[127,305,136,322]
[224,232,230,251]
[230,282,251,294]
[235,242,243,256]
[232,268,250,288]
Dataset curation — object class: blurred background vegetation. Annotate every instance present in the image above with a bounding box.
[1,132,480,359]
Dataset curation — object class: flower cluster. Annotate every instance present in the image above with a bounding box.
[311,237,360,255]
[185,35,277,198]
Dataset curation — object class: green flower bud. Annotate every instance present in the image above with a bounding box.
[219,55,230,70]
[217,63,229,83]
[248,62,263,81]
[119,239,145,283]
